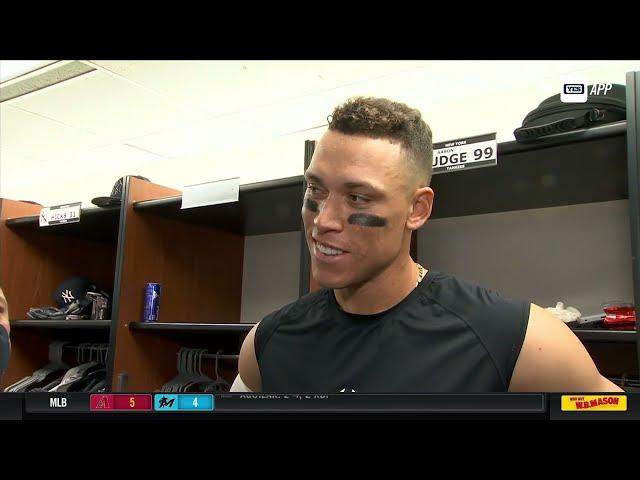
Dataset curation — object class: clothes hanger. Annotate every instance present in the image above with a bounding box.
[179,348,198,392]
[50,343,101,392]
[204,350,230,393]
[5,341,69,392]
[162,348,189,392]
[183,349,215,392]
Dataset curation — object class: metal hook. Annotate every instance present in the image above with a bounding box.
[49,341,66,365]
[183,348,189,375]
[80,342,89,364]
[184,348,192,375]
[215,349,224,380]
[187,349,194,376]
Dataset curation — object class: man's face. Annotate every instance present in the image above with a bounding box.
[302,130,415,289]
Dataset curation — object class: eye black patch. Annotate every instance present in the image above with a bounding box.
[348,213,387,227]
[304,198,319,212]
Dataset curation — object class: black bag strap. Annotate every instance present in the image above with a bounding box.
[514,108,604,142]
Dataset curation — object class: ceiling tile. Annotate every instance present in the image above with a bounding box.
[124,85,362,158]
[0,104,112,161]
[2,143,161,206]
[92,60,347,117]
[312,60,431,85]
[6,69,204,142]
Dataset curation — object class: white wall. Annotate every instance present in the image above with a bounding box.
[417,200,634,316]
[240,231,301,323]
[1,60,638,207]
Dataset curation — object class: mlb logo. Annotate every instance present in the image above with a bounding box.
[561,76,588,103]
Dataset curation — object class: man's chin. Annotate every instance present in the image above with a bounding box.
[317,280,347,290]
[312,270,350,290]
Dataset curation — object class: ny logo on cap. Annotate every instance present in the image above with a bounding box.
[61,289,75,303]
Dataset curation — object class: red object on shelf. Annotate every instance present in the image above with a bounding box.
[602,302,636,329]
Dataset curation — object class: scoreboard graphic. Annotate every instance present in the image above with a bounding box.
[89,394,214,412]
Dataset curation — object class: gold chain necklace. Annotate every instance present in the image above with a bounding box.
[416,262,427,285]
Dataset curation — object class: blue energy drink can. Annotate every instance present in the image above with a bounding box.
[143,283,161,322]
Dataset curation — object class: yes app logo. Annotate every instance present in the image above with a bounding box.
[561,76,614,103]
[561,75,588,103]
[559,75,589,103]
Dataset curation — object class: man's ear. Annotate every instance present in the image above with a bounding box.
[406,187,434,231]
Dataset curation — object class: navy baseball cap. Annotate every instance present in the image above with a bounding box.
[53,277,96,308]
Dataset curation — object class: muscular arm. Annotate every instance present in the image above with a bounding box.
[231,324,262,392]
[509,303,622,392]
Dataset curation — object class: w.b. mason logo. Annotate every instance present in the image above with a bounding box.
[61,289,75,303]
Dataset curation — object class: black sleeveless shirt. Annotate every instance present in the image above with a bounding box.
[255,269,531,393]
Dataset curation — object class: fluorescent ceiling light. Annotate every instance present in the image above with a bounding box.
[0,61,96,103]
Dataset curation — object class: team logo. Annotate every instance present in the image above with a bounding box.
[61,289,75,303]
[94,395,111,409]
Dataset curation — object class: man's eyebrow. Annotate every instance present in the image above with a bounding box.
[344,181,382,193]
[304,173,385,196]
[304,172,323,183]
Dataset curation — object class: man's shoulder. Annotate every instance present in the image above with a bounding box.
[423,270,531,389]
[254,289,329,359]
[259,288,329,327]
[421,270,530,323]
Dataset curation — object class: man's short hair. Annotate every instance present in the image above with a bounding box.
[328,96,433,188]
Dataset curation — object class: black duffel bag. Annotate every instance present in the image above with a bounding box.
[514,84,626,142]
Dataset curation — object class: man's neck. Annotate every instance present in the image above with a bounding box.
[334,256,420,315]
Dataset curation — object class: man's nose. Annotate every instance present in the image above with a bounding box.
[313,196,344,234]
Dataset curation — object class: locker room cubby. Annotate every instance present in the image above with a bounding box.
[0,199,119,390]
[109,175,308,391]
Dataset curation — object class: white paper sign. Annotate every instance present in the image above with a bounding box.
[181,177,240,210]
[432,133,497,175]
[39,202,82,227]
